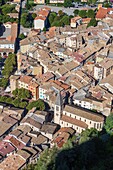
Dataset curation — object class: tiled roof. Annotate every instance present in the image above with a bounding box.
[0,154,26,170]
[96,7,113,19]
[64,105,104,122]
[4,135,25,150]
[0,141,15,157]
[19,75,32,84]
[61,115,88,128]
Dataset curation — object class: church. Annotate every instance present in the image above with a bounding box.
[54,92,104,133]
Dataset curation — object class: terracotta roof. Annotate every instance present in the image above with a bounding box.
[82,18,91,23]
[96,7,113,19]
[61,115,88,128]
[0,154,26,170]
[4,135,25,150]
[0,141,15,157]
[38,10,49,17]
[56,127,75,135]
[64,105,104,122]
[35,16,46,21]
[71,16,81,23]
[19,75,32,84]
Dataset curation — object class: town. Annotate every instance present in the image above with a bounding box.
[0,0,113,169]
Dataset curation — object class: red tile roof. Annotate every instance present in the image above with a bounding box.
[96,7,113,19]
[0,141,15,157]
[4,135,25,150]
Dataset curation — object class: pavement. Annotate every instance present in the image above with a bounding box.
[33,4,96,16]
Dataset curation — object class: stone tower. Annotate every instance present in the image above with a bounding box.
[54,91,63,124]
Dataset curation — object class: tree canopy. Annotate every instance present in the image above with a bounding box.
[87,18,97,27]
[26,99,45,111]
[64,0,72,8]
[2,53,16,78]
[78,10,87,18]
[12,88,31,100]
[21,13,34,28]
[87,9,95,18]
[73,9,79,16]
[104,114,113,134]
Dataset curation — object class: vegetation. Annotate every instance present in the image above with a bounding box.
[64,0,72,8]
[24,119,113,170]
[104,114,113,134]
[78,10,87,18]
[12,88,31,100]
[26,99,45,111]
[87,9,95,18]
[0,78,8,88]
[19,33,27,40]
[20,12,34,28]
[73,9,79,16]
[87,18,97,27]
[49,11,70,27]
[0,95,27,108]
[0,4,18,23]
[2,53,16,78]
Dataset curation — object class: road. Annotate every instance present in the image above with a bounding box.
[33,5,96,16]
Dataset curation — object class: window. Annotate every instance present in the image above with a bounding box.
[70,114,71,117]
[90,121,91,124]
[97,123,99,129]
[94,123,96,128]
[84,119,86,122]
[67,123,68,126]
[56,106,59,111]
[80,118,81,120]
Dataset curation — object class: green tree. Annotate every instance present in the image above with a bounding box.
[6,97,13,104]
[21,13,33,28]
[73,9,79,16]
[78,10,87,18]
[2,53,16,78]
[12,88,31,100]
[0,78,8,88]
[87,9,95,18]
[103,3,110,8]
[43,27,46,33]
[19,33,26,40]
[31,13,37,19]
[58,10,64,16]
[87,18,97,27]
[64,0,72,8]
[12,98,20,107]
[49,12,57,26]
[79,128,98,144]
[19,101,27,108]
[26,99,45,111]
[61,15,70,25]
[35,147,58,170]
[104,114,113,134]
[51,20,62,27]
[1,4,17,15]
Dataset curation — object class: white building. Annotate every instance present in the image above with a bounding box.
[54,93,104,133]
[93,64,103,80]
[34,17,47,30]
